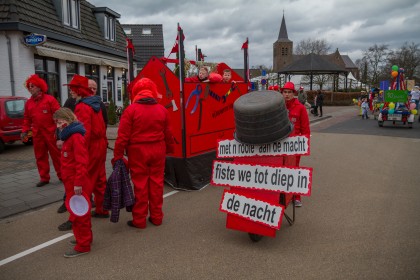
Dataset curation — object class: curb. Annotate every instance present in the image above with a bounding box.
[310,115,332,124]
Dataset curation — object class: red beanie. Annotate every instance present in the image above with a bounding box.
[131,78,158,102]
[64,74,92,97]
[25,74,48,93]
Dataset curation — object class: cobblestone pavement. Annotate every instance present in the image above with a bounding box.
[0,107,353,219]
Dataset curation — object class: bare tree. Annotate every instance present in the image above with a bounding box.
[301,74,332,90]
[386,42,420,79]
[295,38,331,55]
[362,44,389,87]
[355,57,370,90]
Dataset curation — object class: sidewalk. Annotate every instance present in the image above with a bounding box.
[0,106,354,219]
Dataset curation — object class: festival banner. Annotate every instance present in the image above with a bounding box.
[216,136,310,158]
[212,160,312,195]
[220,190,284,229]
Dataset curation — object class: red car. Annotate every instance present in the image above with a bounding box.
[0,96,32,153]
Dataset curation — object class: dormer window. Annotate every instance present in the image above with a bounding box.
[123,28,132,35]
[142,28,151,35]
[92,7,120,42]
[62,0,80,29]
[104,15,115,41]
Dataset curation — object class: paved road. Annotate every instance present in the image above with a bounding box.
[1,106,419,279]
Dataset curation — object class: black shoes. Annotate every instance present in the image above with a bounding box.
[58,220,72,231]
[57,203,67,213]
[127,220,146,229]
[91,211,109,218]
[36,181,49,188]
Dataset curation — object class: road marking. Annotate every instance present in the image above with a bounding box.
[0,190,180,266]
[163,190,179,198]
[0,233,73,267]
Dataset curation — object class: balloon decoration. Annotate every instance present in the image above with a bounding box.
[388,109,395,114]
[409,103,416,110]
[389,102,395,109]
[392,65,398,71]
[391,71,398,78]
[380,103,384,109]
[412,109,418,115]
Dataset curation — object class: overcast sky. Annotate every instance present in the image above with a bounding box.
[89,0,420,69]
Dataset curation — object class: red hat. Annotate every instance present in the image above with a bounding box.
[273,85,279,91]
[131,78,158,102]
[25,74,48,93]
[64,74,92,97]
[280,81,296,93]
[66,192,91,217]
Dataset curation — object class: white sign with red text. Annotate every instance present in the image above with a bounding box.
[220,190,284,229]
[217,136,310,158]
[212,161,312,195]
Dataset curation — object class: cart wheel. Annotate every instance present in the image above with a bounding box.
[248,233,263,242]
[378,121,383,127]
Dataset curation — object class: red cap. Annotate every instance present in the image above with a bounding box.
[280,81,296,93]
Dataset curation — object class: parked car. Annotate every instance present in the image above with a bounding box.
[0,96,32,153]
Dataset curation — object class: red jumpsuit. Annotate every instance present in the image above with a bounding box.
[114,102,174,228]
[285,98,311,202]
[23,93,61,182]
[61,131,92,252]
[75,101,108,215]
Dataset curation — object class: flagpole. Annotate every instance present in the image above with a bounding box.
[243,37,249,83]
[178,23,187,158]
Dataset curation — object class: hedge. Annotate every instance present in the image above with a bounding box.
[303,91,362,106]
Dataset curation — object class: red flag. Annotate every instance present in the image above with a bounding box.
[169,25,185,55]
[126,38,135,54]
[241,38,248,50]
[170,42,179,54]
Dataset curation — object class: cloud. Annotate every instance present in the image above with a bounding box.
[89,0,420,69]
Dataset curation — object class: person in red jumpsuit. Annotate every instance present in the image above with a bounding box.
[65,75,109,218]
[113,78,174,228]
[22,74,61,187]
[281,81,310,207]
[53,107,92,258]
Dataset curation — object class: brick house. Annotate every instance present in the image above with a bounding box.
[0,0,130,106]
[121,24,164,70]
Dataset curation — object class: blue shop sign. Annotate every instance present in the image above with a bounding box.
[24,33,47,46]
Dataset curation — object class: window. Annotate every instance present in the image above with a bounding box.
[104,15,116,41]
[85,64,99,96]
[66,61,78,98]
[34,56,60,100]
[62,0,80,29]
[106,66,114,102]
[5,100,25,119]
[123,28,131,35]
[109,18,115,41]
[142,28,151,35]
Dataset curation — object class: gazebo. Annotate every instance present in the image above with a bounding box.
[278,53,349,90]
